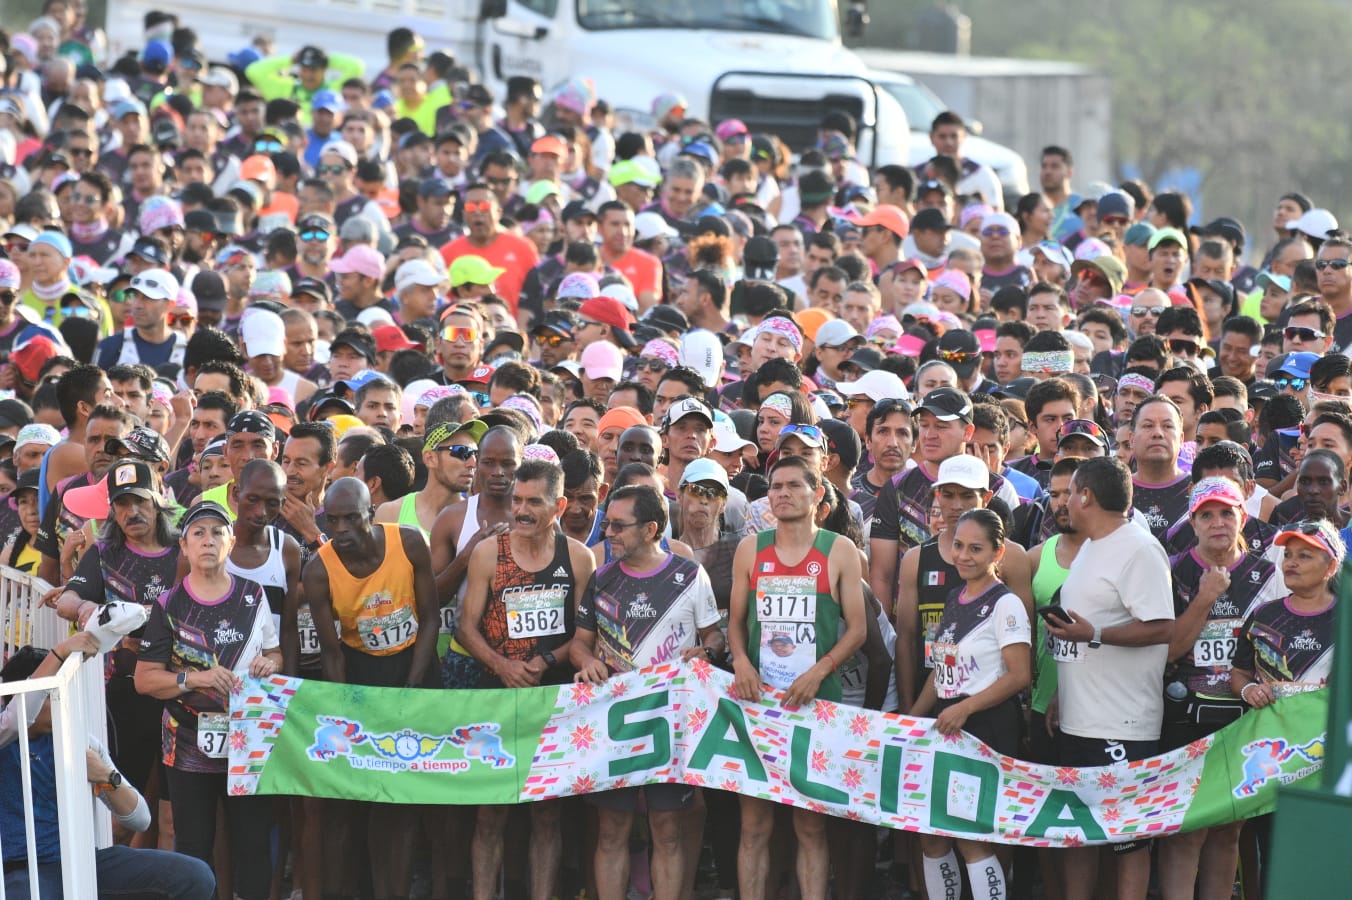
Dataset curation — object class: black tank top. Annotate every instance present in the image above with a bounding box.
[915,536,959,676]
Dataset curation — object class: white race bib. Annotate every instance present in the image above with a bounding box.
[197,712,229,759]
[931,641,960,690]
[1046,630,1083,664]
[357,604,418,652]
[440,605,456,635]
[505,587,567,640]
[1192,620,1241,668]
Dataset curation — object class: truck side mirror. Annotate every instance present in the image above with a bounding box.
[480,0,507,19]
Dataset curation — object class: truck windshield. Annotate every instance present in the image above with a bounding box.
[876,79,947,131]
[576,0,837,41]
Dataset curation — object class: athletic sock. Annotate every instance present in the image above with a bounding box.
[967,857,1006,900]
[921,850,962,900]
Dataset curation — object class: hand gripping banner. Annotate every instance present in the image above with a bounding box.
[228,660,1325,847]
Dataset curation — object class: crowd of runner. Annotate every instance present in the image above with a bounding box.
[0,4,1341,900]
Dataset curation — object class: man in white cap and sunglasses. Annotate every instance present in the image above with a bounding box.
[94,269,185,370]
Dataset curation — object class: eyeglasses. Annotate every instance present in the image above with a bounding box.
[441,325,479,342]
[1284,326,1326,341]
[636,357,669,373]
[938,348,981,365]
[462,200,493,214]
[681,482,726,500]
[469,391,490,407]
[845,396,874,410]
[254,140,285,153]
[485,177,515,188]
[980,226,1011,237]
[600,519,642,534]
[533,332,568,347]
[3,240,29,253]
[168,312,195,327]
[576,318,602,330]
[1059,419,1105,439]
[1130,305,1166,317]
[316,164,349,176]
[1078,269,1105,285]
[1274,376,1308,391]
[1101,215,1129,226]
[71,193,101,205]
[434,444,478,461]
[1169,338,1199,356]
[299,229,331,242]
[110,289,129,304]
[63,305,99,320]
[67,147,93,158]
[1315,258,1351,271]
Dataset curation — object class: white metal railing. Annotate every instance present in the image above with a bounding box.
[0,566,111,899]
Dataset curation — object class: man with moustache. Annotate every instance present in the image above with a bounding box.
[456,459,595,900]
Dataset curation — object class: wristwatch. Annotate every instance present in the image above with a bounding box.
[177,671,189,692]
[541,651,557,669]
[93,771,122,797]
[703,645,717,662]
[1088,626,1103,650]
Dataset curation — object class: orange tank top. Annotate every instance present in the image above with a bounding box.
[317,523,420,656]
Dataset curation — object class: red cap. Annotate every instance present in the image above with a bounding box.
[530,135,567,157]
[847,204,910,239]
[578,296,636,333]
[459,365,494,386]
[11,336,60,384]
[373,324,419,353]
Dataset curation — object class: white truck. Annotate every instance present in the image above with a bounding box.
[104,0,916,168]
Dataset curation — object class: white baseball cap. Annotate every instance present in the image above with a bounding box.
[127,269,179,302]
[712,422,755,454]
[680,457,730,490]
[834,370,911,403]
[814,319,863,350]
[635,211,678,242]
[395,259,445,295]
[1286,208,1339,240]
[934,456,990,491]
[240,309,285,358]
[680,328,724,388]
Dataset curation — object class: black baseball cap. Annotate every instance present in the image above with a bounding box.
[915,386,973,423]
[296,212,335,232]
[912,208,950,232]
[642,305,689,336]
[840,347,883,375]
[818,418,861,471]
[936,329,981,379]
[742,236,779,281]
[292,277,332,305]
[0,398,34,429]
[179,500,232,530]
[296,45,329,69]
[306,387,356,421]
[561,200,595,223]
[111,425,172,464]
[130,237,170,267]
[191,270,228,312]
[331,329,377,363]
[106,459,161,504]
[533,310,577,340]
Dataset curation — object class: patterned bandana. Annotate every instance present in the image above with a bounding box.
[1117,373,1156,395]
[1189,476,1245,515]
[761,393,794,419]
[756,317,803,353]
[1021,350,1074,374]
[522,444,560,463]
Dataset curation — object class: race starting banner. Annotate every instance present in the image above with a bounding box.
[227,660,1326,847]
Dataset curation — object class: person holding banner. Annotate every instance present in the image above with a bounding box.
[134,500,282,900]
[1158,476,1285,900]
[572,482,725,900]
[909,507,1031,900]
[457,457,596,900]
[302,477,441,900]
[729,454,867,900]
[1231,519,1341,706]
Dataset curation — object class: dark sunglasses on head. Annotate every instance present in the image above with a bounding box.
[1284,325,1325,341]
[1315,258,1351,271]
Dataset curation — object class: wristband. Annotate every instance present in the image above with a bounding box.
[52,651,66,663]
[825,655,838,672]
[1240,682,1260,704]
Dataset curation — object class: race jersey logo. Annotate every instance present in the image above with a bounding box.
[213,620,244,646]
[1211,596,1241,618]
[628,596,658,619]
[1291,630,1322,652]
[307,717,515,772]
[806,561,822,576]
[552,566,568,577]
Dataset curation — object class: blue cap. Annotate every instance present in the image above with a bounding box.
[1256,270,1292,293]
[141,40,172,70]
[1277,351,1320,380]
[227,47,261,70]
[371,89,395,111]
[335,370,392,393]
[680,140,718,167]
[111,99,148,120]
[312,89,342,113]
[30,231,72,259]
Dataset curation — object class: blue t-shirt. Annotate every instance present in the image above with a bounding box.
[1,733,59,863]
